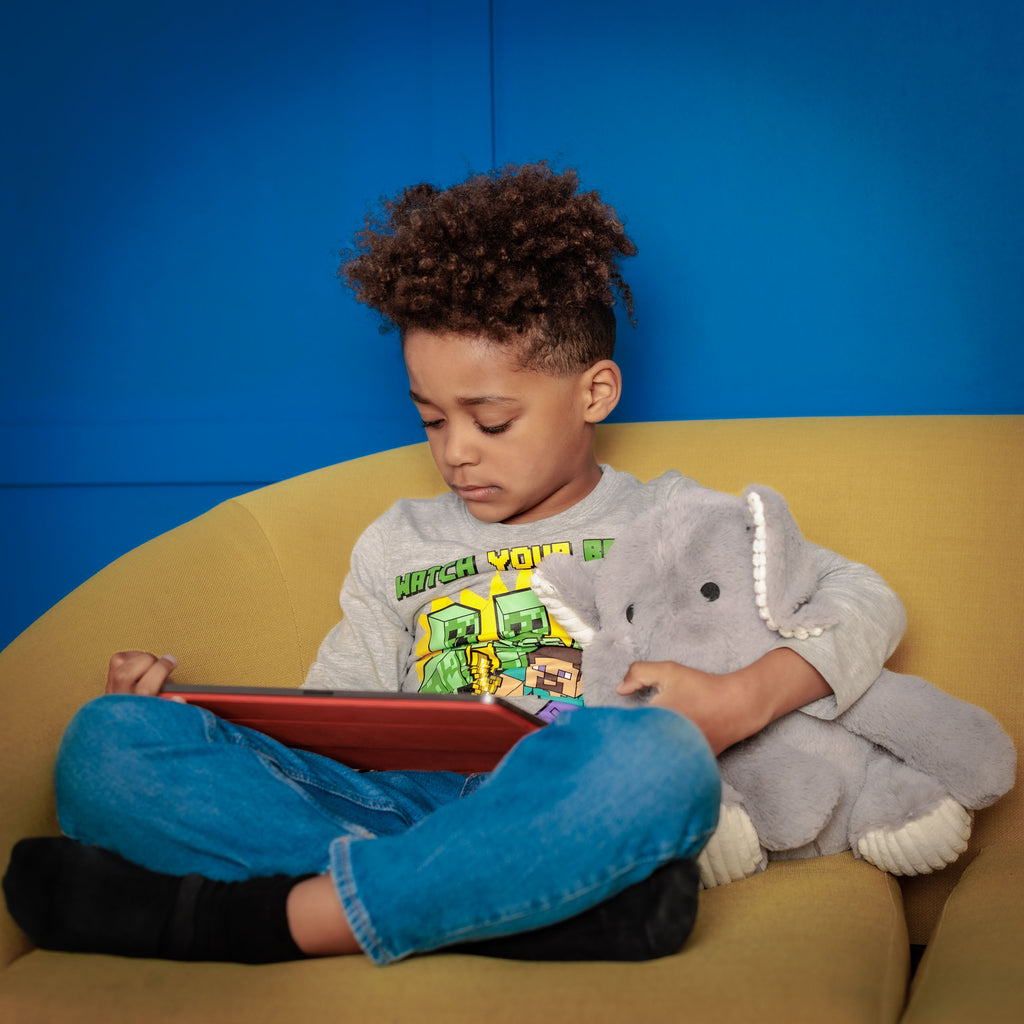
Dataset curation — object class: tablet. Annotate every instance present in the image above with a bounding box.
[160,684,545,773]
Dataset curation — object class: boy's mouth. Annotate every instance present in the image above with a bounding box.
[452,483,500,502]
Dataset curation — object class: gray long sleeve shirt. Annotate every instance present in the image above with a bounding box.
[305,467,906,720]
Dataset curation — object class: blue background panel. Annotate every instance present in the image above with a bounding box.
[492,0,1024,421]
[0,484,253,637]
[2,0,1022,648]
[2,0,492,484]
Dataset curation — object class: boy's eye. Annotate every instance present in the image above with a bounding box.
[420,418,444,430]
[478,421,512,436]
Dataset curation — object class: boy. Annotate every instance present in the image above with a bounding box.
[3,164,905,966]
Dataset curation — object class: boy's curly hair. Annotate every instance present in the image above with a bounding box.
[340,163,637,374]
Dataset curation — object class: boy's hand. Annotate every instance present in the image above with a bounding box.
[617,662,760,754]
[105,651,179,696]
[617,649,831,755]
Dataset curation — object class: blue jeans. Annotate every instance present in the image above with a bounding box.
[55,695,720,964]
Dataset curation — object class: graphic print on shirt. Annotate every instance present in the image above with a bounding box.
[398,538,613,705]
[414,571,586,704]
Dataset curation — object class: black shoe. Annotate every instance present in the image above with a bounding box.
[448,858,699,962]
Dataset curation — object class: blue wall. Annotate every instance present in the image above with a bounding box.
[3,0,1022,647]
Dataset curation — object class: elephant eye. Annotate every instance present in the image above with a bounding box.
[625,603,635,623]
[700,582,721,602]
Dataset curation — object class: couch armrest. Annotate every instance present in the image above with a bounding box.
[901,844,1024,1023]
[0,497,310,967]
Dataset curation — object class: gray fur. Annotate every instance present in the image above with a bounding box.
[533,484,1016,871]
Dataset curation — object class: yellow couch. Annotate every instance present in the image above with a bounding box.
[1,415,1021,1023]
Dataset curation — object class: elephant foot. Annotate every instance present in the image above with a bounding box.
[855,797,972,876]
[696,802,767,889]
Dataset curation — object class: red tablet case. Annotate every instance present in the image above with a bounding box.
[160,685,544,773]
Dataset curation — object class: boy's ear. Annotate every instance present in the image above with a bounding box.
[582,360,622,423]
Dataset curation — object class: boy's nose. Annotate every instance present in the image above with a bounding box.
[443,425,480,467]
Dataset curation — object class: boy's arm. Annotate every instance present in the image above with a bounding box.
[619,651,829,755]
[618,550,906,755]
[303,522,411,693]
[303,608,407,692]
[773,547,906,717]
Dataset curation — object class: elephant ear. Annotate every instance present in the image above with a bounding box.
[531,554,601,646]
[743,485,839,639]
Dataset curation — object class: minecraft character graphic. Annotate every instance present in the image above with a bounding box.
[417,584,577,698]
[523,645,584,705]
[420,603,481,694]
[492,589,560,670]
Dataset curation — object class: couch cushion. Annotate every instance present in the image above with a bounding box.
[0,854,908,1024]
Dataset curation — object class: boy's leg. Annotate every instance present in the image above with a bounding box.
[332,705,719,963]
[8,699,718,964]
[54,695,477,880]
[3,693,481,963]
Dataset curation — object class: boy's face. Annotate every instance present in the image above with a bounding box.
[404,329,607,525]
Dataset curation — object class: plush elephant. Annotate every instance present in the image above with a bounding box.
[530,484,1016,887]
